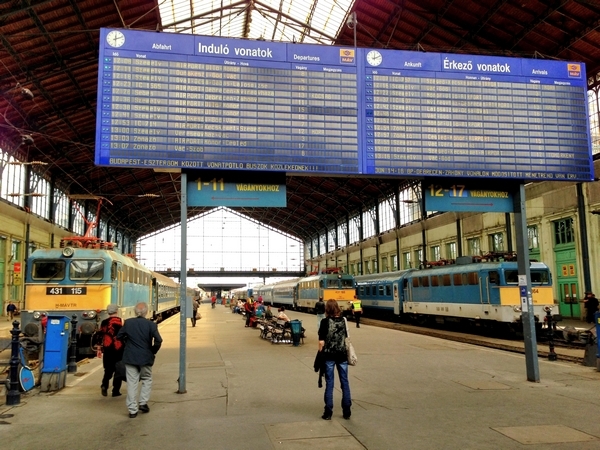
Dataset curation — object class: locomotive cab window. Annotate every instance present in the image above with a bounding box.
[531,270,550,284]
[70,260,104,280]
[504,270,519,284]
[32,260,66,280]
[341,278,354,288]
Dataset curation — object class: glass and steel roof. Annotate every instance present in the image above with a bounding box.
[158,0,355,44]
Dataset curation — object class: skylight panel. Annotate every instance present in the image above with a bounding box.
[159,0,356,44]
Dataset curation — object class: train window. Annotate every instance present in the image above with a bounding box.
[70,260,104,280]
[453,273,463,285]
[378,285,384,296]
[386,284,391,296]
[531,270,550,284]
[467,272,479,285]
[504,270,518,284]
[420,276,429,287]
[32,260,65,280]
[341,278,354,287]
[443,275,451,286]
[489,271,499,284]
[431,276,439,287]
[111,262,117,281]
[412,278,419,288]
[359,286,365,296]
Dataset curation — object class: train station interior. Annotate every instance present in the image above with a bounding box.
[1,2,600,447]
[0,0,599,319]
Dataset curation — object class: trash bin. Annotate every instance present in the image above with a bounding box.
[41,315,71,391]
[290,319,302,347]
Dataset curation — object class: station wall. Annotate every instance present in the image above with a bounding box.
[0,201,71,316]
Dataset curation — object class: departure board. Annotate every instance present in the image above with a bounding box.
[96,28,593,181]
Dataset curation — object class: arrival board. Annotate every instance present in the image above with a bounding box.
[96,28,592,181]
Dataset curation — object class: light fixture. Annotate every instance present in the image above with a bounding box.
[9,160,47,166]
[8,193,44,197]
[21,135,34,145]
[21,87,34,100]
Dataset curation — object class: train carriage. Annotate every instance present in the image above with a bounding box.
[270,278,300,308]
[355,270,413,316]
[22,240,183,356]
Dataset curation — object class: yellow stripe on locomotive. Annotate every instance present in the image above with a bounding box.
[26,284,112,311]
[499,285,554,306]
[323,289,355,302]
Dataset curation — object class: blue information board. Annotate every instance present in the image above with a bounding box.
[424,182,514,213]
[96,28,592,181]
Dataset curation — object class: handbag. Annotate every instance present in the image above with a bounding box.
[195,312,202,320]
[344,319,357,366]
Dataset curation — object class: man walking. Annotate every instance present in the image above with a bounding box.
[117,302,163,418]
[6,301,17,321]
[99,304,124,397]
[315,297,326,329]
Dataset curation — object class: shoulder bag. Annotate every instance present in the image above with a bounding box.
[344,318,357,366]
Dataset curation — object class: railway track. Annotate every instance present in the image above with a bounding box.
[360,317,589,365]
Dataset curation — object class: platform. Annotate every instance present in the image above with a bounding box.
[2,306,600,449]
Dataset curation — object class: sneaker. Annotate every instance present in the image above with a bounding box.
[101,387,108,397]
[129,412,137,418]
[139,404,150,413]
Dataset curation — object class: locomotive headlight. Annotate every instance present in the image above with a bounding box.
[543,305,553,313]
[33,311,48,320]
[62,247,75,257]
[512,305,522,313]
[82,310,96,319]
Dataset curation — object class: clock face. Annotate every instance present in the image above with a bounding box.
[366,50,382,67]
[106,30,125,48]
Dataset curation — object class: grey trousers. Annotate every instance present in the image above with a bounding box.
[125,364,153,414]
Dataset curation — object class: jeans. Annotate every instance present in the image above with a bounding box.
[323,360,351,415]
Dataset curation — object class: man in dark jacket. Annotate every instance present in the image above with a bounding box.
[116,302,162,418]
[583,292,599,323]
[315,297,326,329]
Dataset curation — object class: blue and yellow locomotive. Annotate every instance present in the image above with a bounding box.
[355,257,554,330]
[22,238,189,356]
